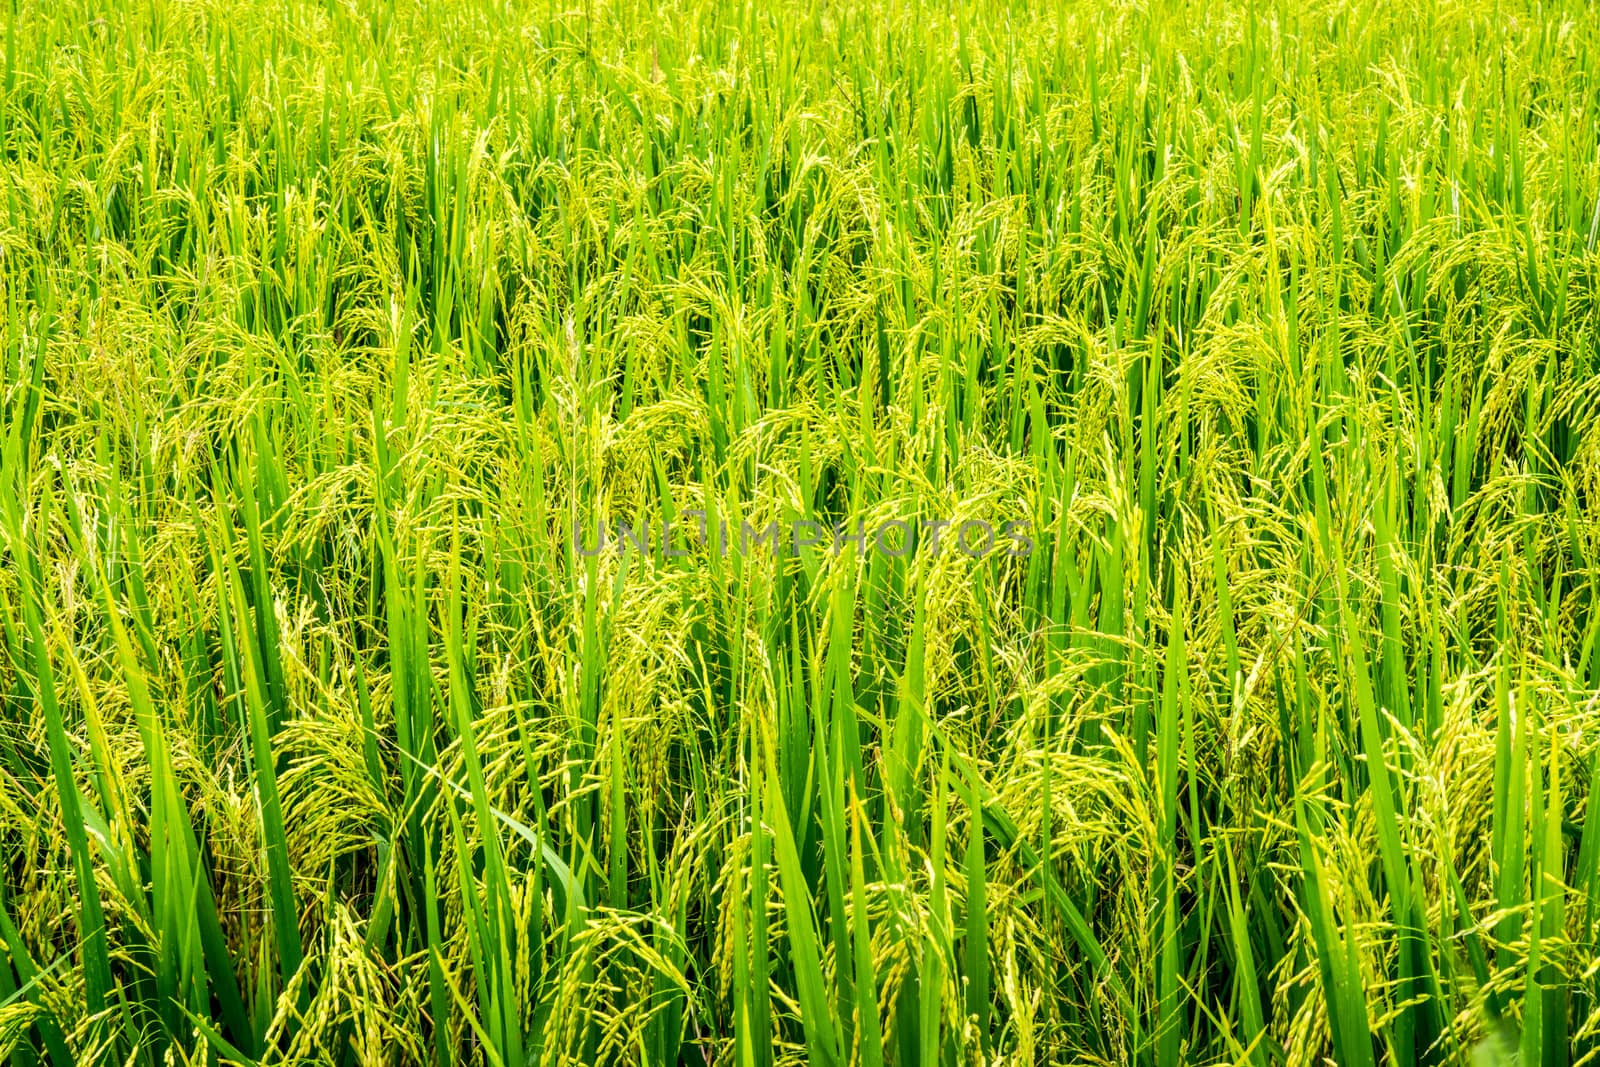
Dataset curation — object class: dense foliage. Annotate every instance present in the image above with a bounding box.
[2,0,1599,1063]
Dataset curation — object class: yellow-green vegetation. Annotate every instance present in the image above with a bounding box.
[2,0,1599,1063]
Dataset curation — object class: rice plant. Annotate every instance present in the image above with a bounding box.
[1,0,1598,1063]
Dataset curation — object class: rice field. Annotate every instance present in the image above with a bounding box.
[2,0,1599,1063]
